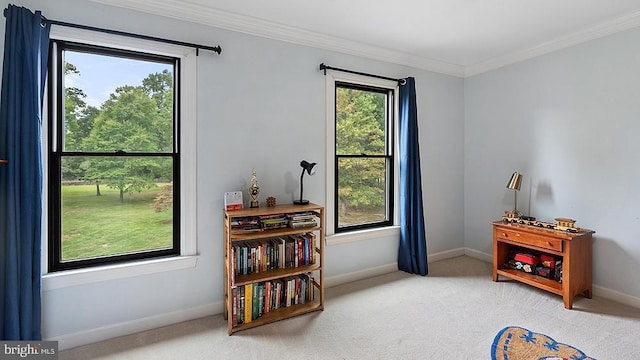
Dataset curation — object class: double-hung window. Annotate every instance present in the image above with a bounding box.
[46,28,197,272]
[326,72,397,235]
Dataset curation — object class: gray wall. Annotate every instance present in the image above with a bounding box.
[464,27,640,301]
[0,0,464,346]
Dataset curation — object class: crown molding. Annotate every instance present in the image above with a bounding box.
[90,0,465,77]
[91,0,640,79]
[465,9,640,77]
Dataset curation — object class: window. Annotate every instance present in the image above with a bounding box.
[46,31,196,272]
[326,73,397,235]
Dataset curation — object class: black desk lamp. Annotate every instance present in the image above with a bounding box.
[294,160,316,205]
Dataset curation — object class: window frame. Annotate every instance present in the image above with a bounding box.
[43,26,197,275]
[325,71,399,237]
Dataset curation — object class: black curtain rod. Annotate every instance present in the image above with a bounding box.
[319,63,405,85]
[3,8,222,55]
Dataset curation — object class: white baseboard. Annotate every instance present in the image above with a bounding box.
[464,247,493,263]
[52,247,640,351]
[324,247,473,288]
[428,248,466,263]
[50,302,222,351]
[593,284,640,309]
[325,262,398,288]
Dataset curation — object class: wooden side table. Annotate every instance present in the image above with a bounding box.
[492,220,594,309]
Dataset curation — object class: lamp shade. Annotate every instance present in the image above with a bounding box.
[506,172,523,191]
[300,160,317,175]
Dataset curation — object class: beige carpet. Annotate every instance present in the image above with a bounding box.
[59,256,640,359]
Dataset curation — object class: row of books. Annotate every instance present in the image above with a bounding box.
[288,211,318,229]
[230,216,261,232]
[259,213,289,230]
[230,212,318,233]
[231,233,316,277]
[231,273,316,326]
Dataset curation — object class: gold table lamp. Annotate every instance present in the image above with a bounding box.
[506,172,523,216]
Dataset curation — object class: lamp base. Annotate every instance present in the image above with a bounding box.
[293,200,309,205]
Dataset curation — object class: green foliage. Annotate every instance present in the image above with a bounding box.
[62,61,175,203]
[62,63,99,180]
[142,70,174,154]
[336,87,388,219]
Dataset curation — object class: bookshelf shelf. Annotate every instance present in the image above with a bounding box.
[229,300,323,333]
[223,203,324,334]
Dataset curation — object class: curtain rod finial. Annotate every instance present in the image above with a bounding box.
[319,63,327,75]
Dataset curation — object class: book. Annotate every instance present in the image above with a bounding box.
[244,284,252,323]
[310,233,317,264]
[252,283,259,321]
[288,211,316,220]
[264,281,273,314]
[290,220,317,228]
[257,283,264,318]
[239,286,244,324]
[224,191,243,211]
[231,287,238,326]
[231,216,261,232]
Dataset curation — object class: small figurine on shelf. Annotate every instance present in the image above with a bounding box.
[249,169,260,208]
[266,196,276,207]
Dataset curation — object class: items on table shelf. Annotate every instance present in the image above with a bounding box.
[500,213,581,233]
[505,251,561,281]
[554,260,563,283]
[514,252,538,273]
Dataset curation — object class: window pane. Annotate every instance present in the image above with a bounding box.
[336,86,387,156]
[337,157,388,228]
[60,156,173,262]
[63,51,174,152]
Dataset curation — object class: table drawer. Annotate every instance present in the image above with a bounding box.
[496,228,562,252]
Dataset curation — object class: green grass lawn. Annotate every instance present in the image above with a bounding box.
[61,184,173,261]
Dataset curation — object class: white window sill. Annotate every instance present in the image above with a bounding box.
[42,255,199,291]
[326,226,400,246]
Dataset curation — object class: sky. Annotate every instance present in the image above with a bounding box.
[64,50,172,108]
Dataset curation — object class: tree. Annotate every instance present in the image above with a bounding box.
[62,63,100,181]
[336,87,387,216]
[83,83,169,203]
[142,69,174,182]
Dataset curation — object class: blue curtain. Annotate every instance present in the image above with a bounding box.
[0,5,50,340]
[398,77,428,276]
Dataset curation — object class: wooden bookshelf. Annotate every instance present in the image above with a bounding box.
[223,203,324,334]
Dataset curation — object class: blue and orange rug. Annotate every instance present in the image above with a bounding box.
[491,326,596,360]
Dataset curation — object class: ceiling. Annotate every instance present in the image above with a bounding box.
[93,0,640,77]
